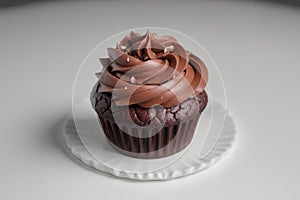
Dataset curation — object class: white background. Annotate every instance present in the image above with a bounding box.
[0,0,299,199]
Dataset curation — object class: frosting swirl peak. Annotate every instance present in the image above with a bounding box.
[97,31,208,108]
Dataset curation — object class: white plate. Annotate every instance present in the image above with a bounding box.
[63,99,236,180]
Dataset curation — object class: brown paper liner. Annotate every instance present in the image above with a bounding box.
[98,113,201,159]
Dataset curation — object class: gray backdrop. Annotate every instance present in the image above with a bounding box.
[0,0,299,200]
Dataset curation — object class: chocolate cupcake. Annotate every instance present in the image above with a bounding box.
[91,31,208,159]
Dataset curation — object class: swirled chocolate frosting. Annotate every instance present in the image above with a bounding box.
[97,31,208,108]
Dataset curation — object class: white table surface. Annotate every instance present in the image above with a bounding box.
[0,0,299,199]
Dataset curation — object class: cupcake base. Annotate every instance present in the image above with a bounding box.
[92,84,208,159]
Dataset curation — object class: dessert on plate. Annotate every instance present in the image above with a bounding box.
[91,30,208,159]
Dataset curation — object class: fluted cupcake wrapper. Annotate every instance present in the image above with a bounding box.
[98,114,201,159]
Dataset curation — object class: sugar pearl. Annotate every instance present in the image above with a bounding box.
[130,76,136,84]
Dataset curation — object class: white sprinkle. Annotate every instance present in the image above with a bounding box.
[124,86,128,90]
[144,56,149,60]
[130,76,136,84]
[121,45,126,50]
[168,45,175,52]
[164,45,175,53]
[160,96,163,99]
[126,57,130,63]
[172,75,176,79]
